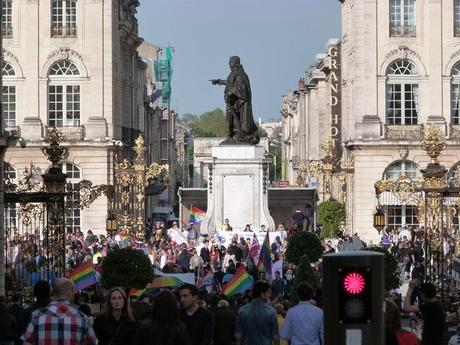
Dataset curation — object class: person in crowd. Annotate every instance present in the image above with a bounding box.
[139,290,190,345]
[0,299,17,345]
[403,280,446,345]
[281,282,323,345]
[20,281,51,334]
[292,208,305,231]
[213,300,235,345]
[235,280,279,345]
[93,287,138,345]
[274,304,288,345]
[21,278,98,345]
[210,245,221,270]
[243,224,252,232]
[179,284,214,345]
[200,240,211,264]
[221,219,233,232]
[385,299,419,345]
[271,271,285,297]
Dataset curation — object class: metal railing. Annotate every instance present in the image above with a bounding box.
[384,124,424,140]
[51,26,77,38]
[390,25,416,37]
[45,126,84,141]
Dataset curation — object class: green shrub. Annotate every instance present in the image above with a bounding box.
[364,246,401,290]
[285,232,323,265]
[294,255,320,292]
[101,248,153,290]
[318,200,346,238]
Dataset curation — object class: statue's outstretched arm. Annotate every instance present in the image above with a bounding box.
[210,79,227,86]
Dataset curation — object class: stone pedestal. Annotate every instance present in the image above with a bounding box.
[201,145,275,235]
[85,117,107,140]
[21,117,43,141]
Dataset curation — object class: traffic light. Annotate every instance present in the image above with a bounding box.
[323,252,384,345]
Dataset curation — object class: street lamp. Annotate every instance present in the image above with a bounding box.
[373,208,385,234]
[106,212,117,236]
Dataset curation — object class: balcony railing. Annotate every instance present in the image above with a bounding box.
[45,126,84,141]
[450,125,460,140]
[51,25,77,38]
[390,25,416,37]
[4,126,20,137]
[1,27,13,38]
[456,26,460,37]
[384,124,424,140]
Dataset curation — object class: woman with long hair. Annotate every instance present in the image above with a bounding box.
[139,290,189,345]
[385,299,419,345]
[93,287,138,345]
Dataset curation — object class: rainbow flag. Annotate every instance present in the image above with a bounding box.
[69,261,96,291]
[129,288,146,298]
[257,231,272,273]
[189,205,206,224]
[147,276,184,289]
[223,266,253,297]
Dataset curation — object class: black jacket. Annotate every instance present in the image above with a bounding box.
[138,318,190,345]
[93,314,138,345]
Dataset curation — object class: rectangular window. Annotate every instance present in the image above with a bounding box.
[2,0,12,38]
[2,85,16,127]
[390,0,416,37]
[48,84,80,127]
[51,0,77,37]
[456,0,460,37]
[66,183,81,233]
[387,206,418,230]
[386,83,418,125]
[452,84,460,125]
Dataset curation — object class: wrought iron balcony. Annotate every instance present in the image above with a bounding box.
[45,126,85,141]
[51,25,77,38]
[456,26,460,37]
[4,125,20,137]
[390,25,416,37]
[384,124,424,141]
[449,125,460,140]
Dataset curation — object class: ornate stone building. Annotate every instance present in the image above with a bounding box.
[283,0,460,242]
[1,0,169,233]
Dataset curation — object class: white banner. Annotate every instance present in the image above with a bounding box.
[213,230,287,248]
[271,259,283,278]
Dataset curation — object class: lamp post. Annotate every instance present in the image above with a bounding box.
[106,212,117,237]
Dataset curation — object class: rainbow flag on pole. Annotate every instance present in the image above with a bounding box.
[129,288,146,298]
[189,205,206,224]
[223,266,253,297]
[257,231,272,273]
[69,261,96,291]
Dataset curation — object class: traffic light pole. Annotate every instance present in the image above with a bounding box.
[323,251,385,345]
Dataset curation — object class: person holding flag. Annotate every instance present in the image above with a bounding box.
[257,231,272,280]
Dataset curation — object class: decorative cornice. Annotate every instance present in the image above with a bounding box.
[47,47,83,62]
[2,48,19,63]
[385,45,421,61]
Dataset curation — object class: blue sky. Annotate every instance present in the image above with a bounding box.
[137,0,341,121]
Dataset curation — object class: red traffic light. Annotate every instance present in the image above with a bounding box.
[343,272,366,294]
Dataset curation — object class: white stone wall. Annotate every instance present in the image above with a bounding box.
[2,0,150,235]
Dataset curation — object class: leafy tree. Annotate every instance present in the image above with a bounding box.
[294,255,320,292]
[179,109,227,137]
[318,200,346,238]
[101,248,153,289]
[364,246,401,290]
[285,232,323,265]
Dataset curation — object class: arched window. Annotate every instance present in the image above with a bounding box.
[383,160,419,230]
[51,0,77,37]
[1,0,13,38]
[390,0,416,37]
[2,62,16,127]
[451,62,460,125]
[384,160,419,180]
[386,59,419,125]
[48,60,81,127]
[58,163,81,233]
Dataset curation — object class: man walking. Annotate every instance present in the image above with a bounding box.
[281,283,323,345]
[235,281,279,345]
[179,283,214,345]
[21,278,98,345]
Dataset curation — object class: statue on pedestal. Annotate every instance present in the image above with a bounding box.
[211,56,260,145]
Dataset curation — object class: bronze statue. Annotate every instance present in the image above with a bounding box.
[211,56,260,145]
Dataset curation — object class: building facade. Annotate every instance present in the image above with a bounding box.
[283,0,460,242]
[1,0,171,234]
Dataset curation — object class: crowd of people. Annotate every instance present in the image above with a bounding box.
[2,209,460,344]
